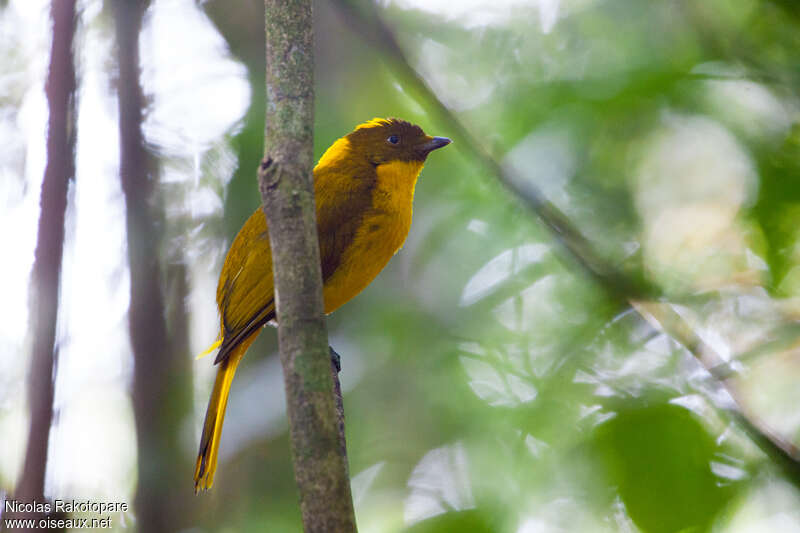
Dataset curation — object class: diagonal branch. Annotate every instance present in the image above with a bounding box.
[634,301,800,483]
[329,0,658,306]
[329,0,800,482]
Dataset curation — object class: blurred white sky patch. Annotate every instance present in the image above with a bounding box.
[721,478,800,533]
[0,0,50,355]
[460,352,538,406]
[466,219,490,236]
[0,0,51,490]
[635,114,758,213]
[388,0,562,32]
[140,0,250,159]
[47,387,137,499]
[351,461,386,507]
[517,494,630,532]
[704,79,794,140]
[517,516,564,533]
[739,350,800,439]
[693,62,797,141]
[503,123,578,213]
[634,113,760,291]
[460,244,549,307]
[413,38,496,111]
[404,442,475,525]
[709,459,748,483]
[46,10,133,498]
[493,274,561,332]
[398,0,565,110]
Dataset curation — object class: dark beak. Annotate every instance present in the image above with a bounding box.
[419,136,452,155]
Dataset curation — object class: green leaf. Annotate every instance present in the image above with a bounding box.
[593,403,739,533]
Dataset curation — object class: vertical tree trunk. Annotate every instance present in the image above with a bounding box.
[260,1,357,531]
[113,0,193,530]
[14,1,77,529]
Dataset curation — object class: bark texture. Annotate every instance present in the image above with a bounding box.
[260,1,357,531]
[113,0,193,530]
[14,1,77,528]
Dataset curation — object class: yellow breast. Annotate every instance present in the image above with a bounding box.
[322,159,424,313]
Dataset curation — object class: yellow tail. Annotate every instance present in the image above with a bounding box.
[193,333,258,492]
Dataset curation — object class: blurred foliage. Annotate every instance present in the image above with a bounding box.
[179,0,800,532]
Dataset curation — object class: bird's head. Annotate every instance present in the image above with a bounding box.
[344,117,451,166]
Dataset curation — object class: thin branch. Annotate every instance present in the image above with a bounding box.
[260,1,356,531]
[329,0,800,482]
[707,322,800,380]
[634,301,800,483]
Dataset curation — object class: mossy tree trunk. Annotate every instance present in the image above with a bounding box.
[259,1,357,531]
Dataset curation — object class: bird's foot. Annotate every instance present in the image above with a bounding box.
[329,346,341,373]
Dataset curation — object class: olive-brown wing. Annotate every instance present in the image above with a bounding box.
[214,208,276,364]
[314,164,376,287]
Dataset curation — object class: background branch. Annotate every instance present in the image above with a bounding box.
[634,301,800,479]
[113,0,194,530]
[14,0,77,527]
[260,1,356,531]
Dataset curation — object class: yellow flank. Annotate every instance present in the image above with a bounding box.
[321,160,423,312]
[194,118,450,492]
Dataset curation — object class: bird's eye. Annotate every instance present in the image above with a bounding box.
[387,134,400,145]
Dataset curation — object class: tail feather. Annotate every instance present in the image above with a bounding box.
[196,338,222,360]
[194,333,258,492]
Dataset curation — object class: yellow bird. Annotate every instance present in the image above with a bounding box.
[194,118,450,491]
